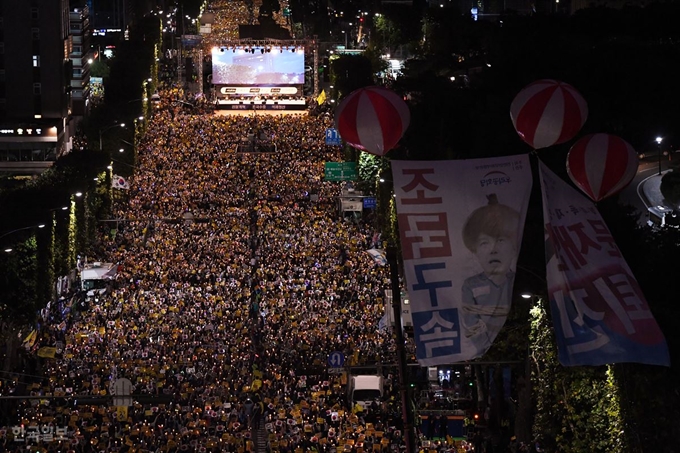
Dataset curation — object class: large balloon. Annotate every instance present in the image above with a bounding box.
[510,79,588,150]
[567,133,638,202]
[334,86,410,156]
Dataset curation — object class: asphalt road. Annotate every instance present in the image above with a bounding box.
[619,157,674,225]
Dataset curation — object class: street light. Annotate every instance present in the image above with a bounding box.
[656,136,663,176]
[0,224,47,253]
[0,224,46,242]
[99,123,126,152]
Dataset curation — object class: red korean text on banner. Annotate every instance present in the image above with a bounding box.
[539,161,669,366]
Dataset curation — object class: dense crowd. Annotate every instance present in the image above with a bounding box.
[202,0,293,49]
[0,86,421,452]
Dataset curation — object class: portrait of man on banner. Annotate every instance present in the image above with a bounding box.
[392,155,533,365]
[461,193,520,356]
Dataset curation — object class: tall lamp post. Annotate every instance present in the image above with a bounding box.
[656,136,663,176]
[99,123,126,152]
[1,224,46,253]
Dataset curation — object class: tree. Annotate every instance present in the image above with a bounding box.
[330,54,374,98]
[659,170,680,209]
[89,59,110,79]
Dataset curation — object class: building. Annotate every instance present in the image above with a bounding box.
[88,0,125,30]
[88,0,153,31]
[70,5,93,117]
[0,0,94,176]
[0,0,70,175]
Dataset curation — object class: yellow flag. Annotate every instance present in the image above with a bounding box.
[37,347,57,358]
[23,330,37,348]
[116,406,128,422]
[316,90,327,105]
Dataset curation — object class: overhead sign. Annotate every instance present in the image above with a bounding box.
[112,378,133,407]
[325,162,357,181]
[328,351,345,368]
[325,128,343,146]
[363,197,377,209]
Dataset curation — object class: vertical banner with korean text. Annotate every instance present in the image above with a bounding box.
[392,156,532,365]
[539,162,670,366]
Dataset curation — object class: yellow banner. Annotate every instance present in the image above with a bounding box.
[117,406,128,422]
[23,330,37,348]
[316,90,327,105]
[37,347,56,358]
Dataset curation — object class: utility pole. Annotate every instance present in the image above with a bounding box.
[313,36,319,97]
[387,245,416,453]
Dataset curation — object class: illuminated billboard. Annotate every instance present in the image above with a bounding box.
[212,47,305,85]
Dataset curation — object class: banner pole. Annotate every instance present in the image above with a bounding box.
[387,245,416,453]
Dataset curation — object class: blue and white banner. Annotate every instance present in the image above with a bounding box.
[365,248,387,266]
[392,156,532,365]
[539,162,670,366]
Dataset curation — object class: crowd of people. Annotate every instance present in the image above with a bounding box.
[0,0,477,450]
[202,0,293,48]
[0,84,428,452]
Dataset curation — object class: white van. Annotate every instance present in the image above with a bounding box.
[348,375,384,409]
[81,262,117,297]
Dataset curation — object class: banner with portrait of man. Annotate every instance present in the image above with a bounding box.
[392,155,533,365]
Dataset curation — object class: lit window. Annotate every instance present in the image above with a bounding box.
[33,83,41,95]
[33,56,40,67]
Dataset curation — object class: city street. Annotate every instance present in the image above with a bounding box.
[619,157,674,226]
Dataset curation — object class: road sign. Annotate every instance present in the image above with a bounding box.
[324,162,357,181]
[363,197,377,209]
[328,351,345,368]
[325,128,343,146]
[328,368,344,374]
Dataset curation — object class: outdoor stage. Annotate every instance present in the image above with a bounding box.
[214,98,307,111]
[214,109,308,116]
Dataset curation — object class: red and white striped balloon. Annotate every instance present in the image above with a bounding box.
[510,79,588,150]
[567,133,638,202]
[334,86,410,156]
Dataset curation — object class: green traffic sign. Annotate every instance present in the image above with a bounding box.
[324,162,357,181]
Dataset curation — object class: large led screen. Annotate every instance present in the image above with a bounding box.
[212,47,305,85]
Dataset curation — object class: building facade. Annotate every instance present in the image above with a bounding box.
[0,0,92,176]
[70,5,93,117]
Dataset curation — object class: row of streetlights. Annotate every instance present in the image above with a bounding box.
[1,224,46,253]
[1,191,87,253]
